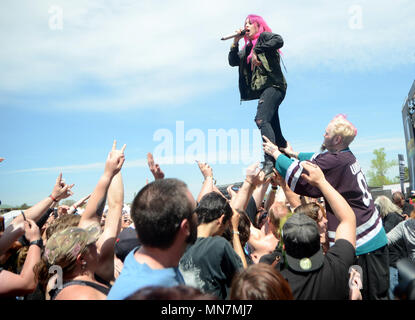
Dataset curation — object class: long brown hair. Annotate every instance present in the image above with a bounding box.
[230,263,293,300]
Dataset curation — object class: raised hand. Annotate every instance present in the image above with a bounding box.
[104,140,126,178]
[227,185,238,200]
[280,141,297,158]
[51,173,75,201]
[262,135,281,160]
[196,160,213,180]
[77,194,91,206]
[233,28,245,44]
[147,153,165,180]
[245,162,266,187]
[271,168,284,187]
[24,219,41,242]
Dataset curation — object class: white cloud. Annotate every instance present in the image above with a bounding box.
[0,0,414,111]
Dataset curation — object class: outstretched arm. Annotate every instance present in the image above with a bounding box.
[0,175,74,255]
[230,162,267,212]
[95,170,124,282]
[12,173,74,226]
[252,179,270,211]
[271,168,301,210]
[68,194,91,215]
[196,161,215,202]
[280,141,299,159]
[0,219,41,296]
[78,141,126,229]
[387,221,405,246]
[228,28,244,67]
[263,136,324,199]
[230,208,247,269]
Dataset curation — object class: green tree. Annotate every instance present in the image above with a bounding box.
[19,203,30,209]
[367,148,398,187]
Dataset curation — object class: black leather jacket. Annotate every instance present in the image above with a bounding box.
[228,32,287,101]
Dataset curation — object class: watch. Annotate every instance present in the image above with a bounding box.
[29,239,43,249]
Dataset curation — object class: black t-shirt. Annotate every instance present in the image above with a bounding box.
[280,239,355,300]
[179,236,243,299]
[383,212,404,233]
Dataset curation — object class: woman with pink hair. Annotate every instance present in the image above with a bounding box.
[229,14,287,178]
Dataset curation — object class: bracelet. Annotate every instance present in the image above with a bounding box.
[49,194,57,202]
[29,239,43,249]
[232,231,240,235]
[271,186,278,190]
[270,189,277,193]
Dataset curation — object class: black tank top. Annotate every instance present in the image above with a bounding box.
[49,280,110,300]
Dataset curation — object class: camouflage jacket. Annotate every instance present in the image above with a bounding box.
[228,32,287,101]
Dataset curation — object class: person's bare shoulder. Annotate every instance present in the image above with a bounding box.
[55,284,107,300]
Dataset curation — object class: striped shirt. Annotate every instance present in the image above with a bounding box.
[275,149,387,255]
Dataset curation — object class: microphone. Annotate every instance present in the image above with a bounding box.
[221,30,246,41]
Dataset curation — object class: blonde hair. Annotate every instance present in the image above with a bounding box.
[375,195,402,218]
[329,114,357,147]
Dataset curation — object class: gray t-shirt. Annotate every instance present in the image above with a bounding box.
[387,219,415,262]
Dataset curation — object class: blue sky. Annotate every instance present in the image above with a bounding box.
[1,0,414,206]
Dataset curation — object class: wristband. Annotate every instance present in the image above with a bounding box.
[232,231,240,235]
[271,186,278,190]
[49,194,57,202]
[29,239,43,249]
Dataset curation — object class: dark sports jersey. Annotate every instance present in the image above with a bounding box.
[275,149,387,255]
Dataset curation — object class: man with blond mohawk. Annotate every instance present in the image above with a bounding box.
[262,114,389,300]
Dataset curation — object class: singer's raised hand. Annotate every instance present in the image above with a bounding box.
[233,28,245,44]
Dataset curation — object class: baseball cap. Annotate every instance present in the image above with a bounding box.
[44,222,101,268]
[115,227,141,262]
[282,213,324,272]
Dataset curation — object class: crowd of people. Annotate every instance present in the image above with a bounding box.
[1,114,414,301]
[1,13,414,302]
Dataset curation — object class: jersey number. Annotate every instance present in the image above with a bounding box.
[357,171,372,207]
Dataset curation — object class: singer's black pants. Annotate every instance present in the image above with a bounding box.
[254,86,286,164]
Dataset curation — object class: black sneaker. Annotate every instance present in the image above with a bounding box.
[261,160,275,179]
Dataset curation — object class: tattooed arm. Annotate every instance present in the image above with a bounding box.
[78,141,126,229]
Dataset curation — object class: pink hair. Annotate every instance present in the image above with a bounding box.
[243,15,280,63]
